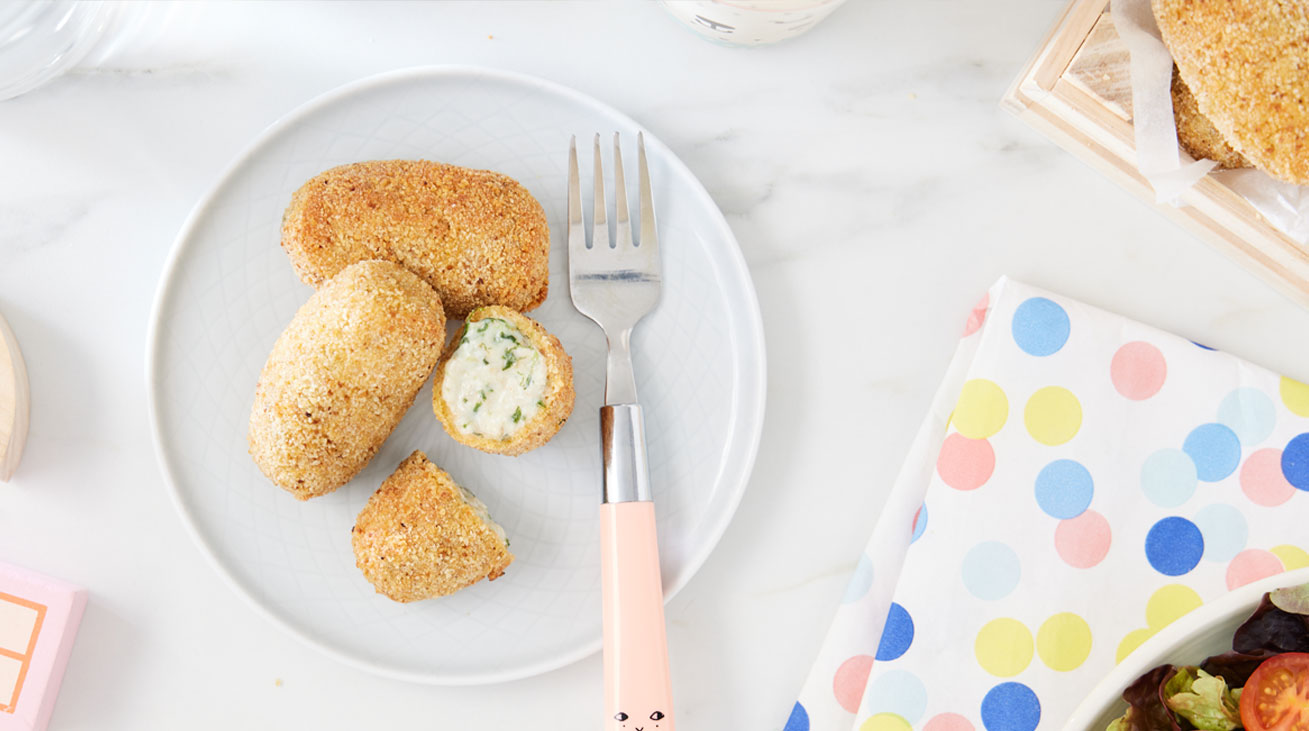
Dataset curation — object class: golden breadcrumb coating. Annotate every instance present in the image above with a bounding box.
[432,306,574,456]
[1172,68,1250,169]
[1154,0,1309,183]
[280,160,550,318]
[248,261,446,500]
[352,451,513,602]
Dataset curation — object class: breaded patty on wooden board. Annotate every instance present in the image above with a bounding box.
[248,261,446,500]
[1172,68,1250,169]
[1154,0,1309,183]
[281,160,550,318]
[353,451,513,602]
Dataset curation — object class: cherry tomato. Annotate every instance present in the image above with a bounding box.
[1240,653,1309,731]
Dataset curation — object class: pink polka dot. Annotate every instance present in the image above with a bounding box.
[936,433,995,491]
[1055,510,1112,568]
[1227,549,1284,589]
[962,293,989,337]
[1241,448,1296,507]
[833,654,874,713]
[1111,342,1167,400]
[925,713,975,731]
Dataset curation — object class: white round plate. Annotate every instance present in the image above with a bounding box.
[1064,567,1309,731]
[146,67,766,684]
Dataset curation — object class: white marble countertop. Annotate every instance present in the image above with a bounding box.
[2,1,1308,728]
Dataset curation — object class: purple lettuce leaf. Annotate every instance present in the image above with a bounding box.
[1200,649,1276,688]
[1231,595,1309,655]
[1108,665,1189,731]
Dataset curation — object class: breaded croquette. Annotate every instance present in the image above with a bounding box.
[352,451,513,602]
[280,160,550,318]
[249,261,446,500]
[432,306,574,456]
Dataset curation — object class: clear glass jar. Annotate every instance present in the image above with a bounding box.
[0,1,115,101]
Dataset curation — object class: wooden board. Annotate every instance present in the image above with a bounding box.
[1002,0,1309,309]
[0,312,29,482]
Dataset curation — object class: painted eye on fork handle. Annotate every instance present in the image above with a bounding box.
[650,711,665,721]
[615,712,629,721]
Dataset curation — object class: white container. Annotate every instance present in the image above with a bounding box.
[660,0,849,46]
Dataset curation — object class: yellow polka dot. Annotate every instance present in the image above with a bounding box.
[1116,627,1155,663]
[1272,545,1309,570]
[952,379,1008,439]
[861,713,913,731]
[975,617,1034,677]
[1145,584,1203,631]
[1281,376,1309,417]
[1024,386,1082,446]
[1037,612,1093,671]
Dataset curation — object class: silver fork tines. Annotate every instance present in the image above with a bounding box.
[612,134,632,250]
[567,132,662,407]
[592,134,609,251]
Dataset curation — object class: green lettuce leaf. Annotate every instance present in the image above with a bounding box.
[1270,581,1309,616]
[1162,667,1241,731]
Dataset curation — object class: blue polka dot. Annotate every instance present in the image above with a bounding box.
[1193,503,1248,562]
[1218,388,1276,445]
[1183,423,1242,482]
[1141,448,1198,508]
[1145,517,1205,576]
[863,670,927,723]
[911,504,928,543]
[981,682,1041,731]
[1284,433,1309,491]
[876,603,914,661]
[1012,297,1070,356]
[842,554,874,604]
[783,702,809,731]
[962,541,1021,600]
[1034,459,1094,519]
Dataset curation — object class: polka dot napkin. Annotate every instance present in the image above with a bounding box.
[785,277,1309,731]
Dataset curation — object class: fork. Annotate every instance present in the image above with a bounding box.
[568,133,675,731]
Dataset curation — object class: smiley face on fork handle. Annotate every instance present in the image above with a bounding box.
[614,709,667,731]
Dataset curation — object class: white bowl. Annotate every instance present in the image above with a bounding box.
[1064,567,1309,731]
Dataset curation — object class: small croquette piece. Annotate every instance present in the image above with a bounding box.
[1153,0,1309,184]
[432,306,574,456]
[248,261,446,500]
[280,160,550,318]
[352,451,513,602]
[1172,68,1250,169]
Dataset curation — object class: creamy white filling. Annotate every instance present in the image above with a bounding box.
[442,317,548,440]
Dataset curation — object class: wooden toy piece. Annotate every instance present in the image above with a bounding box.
[0,311,29,482]
[0,562,86,731]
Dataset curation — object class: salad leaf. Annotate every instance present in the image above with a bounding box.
[1162,667,1241,731]
[1232,595,1309,655]
[1106,665,1183,731]
[1200,649,1276,688]
[1270,583,1309,616]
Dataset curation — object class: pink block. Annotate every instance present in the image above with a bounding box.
[0,563,86,731]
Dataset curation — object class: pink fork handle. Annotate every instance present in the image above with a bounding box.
[602,501,675,731]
